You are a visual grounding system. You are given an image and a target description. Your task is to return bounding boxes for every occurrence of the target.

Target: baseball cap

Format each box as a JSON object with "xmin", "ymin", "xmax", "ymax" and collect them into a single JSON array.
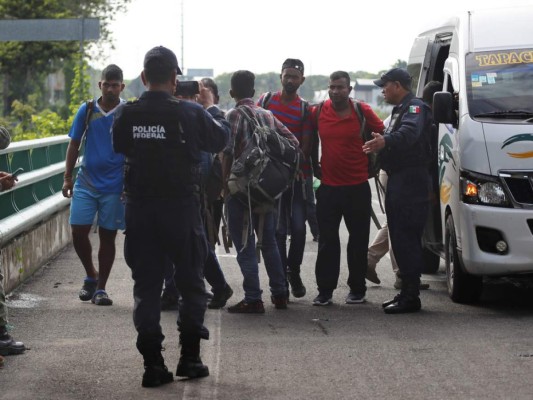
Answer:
[
  {"xmin": 143, "ymin": 46, "xmax": 182, "ymax": 75},
  {"xmin": 282, "ymin": 58, "xmax": 304, "ymax": 74},
  {"xmin": 0, "ymin": 125, "xmax": 11, "ymax": 150},
  {"xmin": 373, "ymin": 68, "xmax": 412, "ymax": 88}
]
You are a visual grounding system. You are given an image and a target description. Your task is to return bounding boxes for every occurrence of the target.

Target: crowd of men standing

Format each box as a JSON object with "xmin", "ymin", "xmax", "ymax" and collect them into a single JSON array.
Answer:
[{"xmin": 0, "ymin": 46, "xmax": 434, "ymax": 386}]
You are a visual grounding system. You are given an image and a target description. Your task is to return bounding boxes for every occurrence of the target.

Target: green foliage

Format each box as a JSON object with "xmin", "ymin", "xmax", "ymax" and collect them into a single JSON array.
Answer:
[
  {"xmin": 32, "ymin": 110, "xmax": 70, "ymax": 137},
  {"xmin": 8, "ymin": 57, "xmax": 90, "ymax": 141},
  {"xmin": 10, "ymin": 99, "xmax": 35, "ymax": 132},
  {"xmin": 69, "ymin": 61, "xmax": 92, "ymax": 116},
  {"xmin": 0, "ymin": 0, "xmax": 132, "ymax": 115}
]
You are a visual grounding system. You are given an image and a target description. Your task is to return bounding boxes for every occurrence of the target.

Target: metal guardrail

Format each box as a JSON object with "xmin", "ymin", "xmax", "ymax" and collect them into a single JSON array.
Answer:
[{"xmin": 0, "ymin": 135, "xmax": 79, "ymax": 246}]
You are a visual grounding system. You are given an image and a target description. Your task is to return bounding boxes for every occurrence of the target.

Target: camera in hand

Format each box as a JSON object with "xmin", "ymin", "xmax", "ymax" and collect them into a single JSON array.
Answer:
[{"xmin": 175, "ymin": 80, "xmax": 199, "ymax": 97}]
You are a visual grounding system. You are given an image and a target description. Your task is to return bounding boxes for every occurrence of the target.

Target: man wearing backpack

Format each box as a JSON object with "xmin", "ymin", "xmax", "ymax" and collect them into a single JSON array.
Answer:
[
  {"xmin": 311, "ymin": 71, "xmax": 384, "ymax": 306},
  {"xmin": 257, "ymin": 58, "xmax": 313, "ymax": 299},
  {"xmin": 222, "ymin": 70, "xmax": 299, "ymax": 313},
  {"xmin": 62, "ymin": 64, "xmax": 126, "ymax": 306}
]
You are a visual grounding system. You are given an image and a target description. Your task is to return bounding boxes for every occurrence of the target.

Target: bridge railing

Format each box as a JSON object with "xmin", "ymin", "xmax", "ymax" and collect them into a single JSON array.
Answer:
[{"xmin": 0, "ymin": 136, "xmax": 79, "ymax": 247}]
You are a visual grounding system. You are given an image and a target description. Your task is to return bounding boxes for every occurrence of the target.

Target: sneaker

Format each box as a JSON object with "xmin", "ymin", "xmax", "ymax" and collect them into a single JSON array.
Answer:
[
  {"xmin": 208, "ymin": 285, "xmax": 234, "ymax": 309},
  {"xmin": 270, "ymin": 295, "xmax": 288, "ymax": 310},
  {"xmin": 227, "ymin": 300, "xmax": 265, "ymax": 314},
  {"xmin": 312, "ymin": 293, "xmax": 332, "ymax": 306},
  {"xmin": 79, "ymin": 277, "xmax": 98, "ymax": 301},
  {"xmin": 91, "ymin": 290, "xmax": 113, "ymax": 306},
  {"xmin": 160, "ymin": 291, "xmax": 180, "ymax": 311},
  {"xmin": 345, "ymin": 292, "xmax": 366, "ymax": 304}
]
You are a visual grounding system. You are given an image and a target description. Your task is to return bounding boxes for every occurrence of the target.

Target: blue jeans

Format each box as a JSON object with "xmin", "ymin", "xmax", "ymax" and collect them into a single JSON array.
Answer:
[
  {"xmin": 276, "ymin": 180, "xmax": 307, "ymax": 274},
  {"xmin": 226, "ymin": 196, "xmax": 286, "ymax": 302}
]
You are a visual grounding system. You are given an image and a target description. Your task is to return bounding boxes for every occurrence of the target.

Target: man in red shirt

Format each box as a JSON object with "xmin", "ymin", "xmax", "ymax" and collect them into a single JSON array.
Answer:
[{"xmin": 311, "ymin": 71, "xmax": 384, "ymax": 306}]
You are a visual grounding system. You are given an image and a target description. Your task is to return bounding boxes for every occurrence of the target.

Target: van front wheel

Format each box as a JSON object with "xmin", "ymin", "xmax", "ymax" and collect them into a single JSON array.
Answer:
[{"xmin": 445, "ymin": 214, "xmax": 482, "ymax": 303}]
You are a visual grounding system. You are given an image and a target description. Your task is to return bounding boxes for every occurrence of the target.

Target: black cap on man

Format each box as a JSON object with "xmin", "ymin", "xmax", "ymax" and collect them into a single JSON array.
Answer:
[
  {"xmin": 373, "ymin": 68, "xmax": 412, "ymax": 91},
  {"xmin": 143, "ymin": 46, "xmax": 182, "ymax": 84},
  {"xmin": 282, "ymin": 58, "xmax": 304, "ymax": 75}
]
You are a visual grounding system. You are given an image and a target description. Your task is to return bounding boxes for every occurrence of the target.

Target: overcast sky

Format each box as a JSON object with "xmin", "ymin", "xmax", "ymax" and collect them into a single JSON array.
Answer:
[{"xmin": 96, "ymin": 0, "xmax": 533, "ymax": 80}]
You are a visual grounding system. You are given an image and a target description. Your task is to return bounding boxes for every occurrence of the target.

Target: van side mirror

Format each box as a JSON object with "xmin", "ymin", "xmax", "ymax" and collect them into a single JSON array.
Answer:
[{"xmin": 433, "ymin": 92, "xmax": 457, "ymax": 126}]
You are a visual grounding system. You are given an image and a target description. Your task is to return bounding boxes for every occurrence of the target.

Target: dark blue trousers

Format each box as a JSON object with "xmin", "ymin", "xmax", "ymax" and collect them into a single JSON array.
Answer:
[
  {"xmin": 314, "ymin": 182, "xmax": 371, "ymax": 296},
  {"xmin": 124, "ymin": 196, "xmax": 209, "ymax": 352},
  {"xmin": 385, "ymin": 167, "xmax": 430, "ymax": 282}
]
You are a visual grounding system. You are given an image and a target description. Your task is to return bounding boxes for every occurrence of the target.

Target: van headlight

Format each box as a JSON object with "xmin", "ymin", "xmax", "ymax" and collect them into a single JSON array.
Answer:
[{"xmin": 460, "ymin": 171, "xmax": 509, "ymax": 207}]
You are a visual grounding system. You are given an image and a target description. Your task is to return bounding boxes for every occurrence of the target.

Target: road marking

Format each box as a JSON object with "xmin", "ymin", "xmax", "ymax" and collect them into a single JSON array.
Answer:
[{"xmin": 182, "ymin": 309, "xmax": 222, "ymax": 399}]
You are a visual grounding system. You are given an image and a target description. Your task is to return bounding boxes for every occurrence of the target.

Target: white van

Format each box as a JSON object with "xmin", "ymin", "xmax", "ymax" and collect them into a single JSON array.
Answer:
[{"xmin": 407, "ymin": 6, "xmax": 533, "ymax": 303}]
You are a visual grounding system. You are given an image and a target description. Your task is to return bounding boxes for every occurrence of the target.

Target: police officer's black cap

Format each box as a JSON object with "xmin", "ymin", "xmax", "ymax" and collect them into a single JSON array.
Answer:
[
  {"xmin": 144, "ymin": 46, "xmax": 183, "ymax": 75},
  {"xmin": 374, "ymin": 68, "xmax": 412, "ymax": 88},
  {"xmin": 282, "ymin": 58, "xmax": 304, "ymax": 74}
]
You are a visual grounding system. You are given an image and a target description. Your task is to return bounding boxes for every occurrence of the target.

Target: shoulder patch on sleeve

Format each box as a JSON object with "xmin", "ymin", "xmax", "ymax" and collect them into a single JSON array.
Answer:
[{"xmin": 409, "ymin": 105, "xmax": 421, "ymax": 114}]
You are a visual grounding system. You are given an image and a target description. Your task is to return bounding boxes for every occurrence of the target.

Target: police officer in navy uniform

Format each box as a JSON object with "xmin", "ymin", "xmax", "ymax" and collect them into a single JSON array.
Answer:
[
  {"xmin": 112, "ymin": 46, "xmax": 230, "ymax": 387},
  {"xmin": 363, "ymin": 68, "xmax": 433, "ymax": 314}
]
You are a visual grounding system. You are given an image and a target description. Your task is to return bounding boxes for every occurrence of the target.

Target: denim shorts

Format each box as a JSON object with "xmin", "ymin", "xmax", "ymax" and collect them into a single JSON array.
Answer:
[{"xmin": 69, "ymin": 187, "xmax": 125, "ymax": 230}]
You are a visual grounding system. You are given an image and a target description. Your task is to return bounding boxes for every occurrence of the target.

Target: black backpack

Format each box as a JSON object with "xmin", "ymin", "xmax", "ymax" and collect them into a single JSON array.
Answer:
[
  {"xmin": 227, "ymin": 106, "xmax": 301, "ymax": 260},
  {"xmin": 227, "ymin": 105, "xmax": 301, "ymax": 213}
]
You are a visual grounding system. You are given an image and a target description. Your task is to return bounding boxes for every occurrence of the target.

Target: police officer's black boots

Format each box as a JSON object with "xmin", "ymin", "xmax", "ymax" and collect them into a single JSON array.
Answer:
[
  {"xmin": 138, "ymin": 343, "xmax": 173, "ymax": 388},
  {"xmin": 383, "ymin": 279, "xmax": 422, "ymax": 314},
  {"xmin": 176, "ymin": 335, "xmax": 209, "ymax": 379},
  {"xmin": 287, "ymin": 266, "xmax": 306, "ymax": 298}
]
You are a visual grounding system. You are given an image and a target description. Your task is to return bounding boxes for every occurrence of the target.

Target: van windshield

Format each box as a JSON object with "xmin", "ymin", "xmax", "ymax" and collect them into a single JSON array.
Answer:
[{"xmin": 466, "ymin": 49, "xmax": 533, "ymax": 118}]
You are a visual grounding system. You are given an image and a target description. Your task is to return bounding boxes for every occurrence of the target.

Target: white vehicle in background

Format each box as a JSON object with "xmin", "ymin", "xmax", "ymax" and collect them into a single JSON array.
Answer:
[{"xmin": 407, "ymin": 5, "xmax": 533, "ymax": 303}]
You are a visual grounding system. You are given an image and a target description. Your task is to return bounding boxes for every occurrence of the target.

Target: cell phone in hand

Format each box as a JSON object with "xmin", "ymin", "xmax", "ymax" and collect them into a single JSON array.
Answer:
[
  {"xmin": 11, "ymin": 167, "xmax": 24, "ymax": 177},
  {"xmin": 175, "ymin": 81, "xmax": 199, "ymax": 97}
]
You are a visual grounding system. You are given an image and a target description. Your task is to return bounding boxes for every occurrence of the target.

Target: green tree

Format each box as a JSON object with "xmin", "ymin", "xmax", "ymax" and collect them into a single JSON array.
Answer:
[{"xmin": 0, "ymin": 0, "xmax": 131, "ymax": 115}]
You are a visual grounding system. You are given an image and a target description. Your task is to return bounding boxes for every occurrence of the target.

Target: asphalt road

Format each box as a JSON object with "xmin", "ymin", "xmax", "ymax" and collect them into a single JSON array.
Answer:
[{"xmin": 2, "ymin": 195, "xmax": 533, "ymax": 400}]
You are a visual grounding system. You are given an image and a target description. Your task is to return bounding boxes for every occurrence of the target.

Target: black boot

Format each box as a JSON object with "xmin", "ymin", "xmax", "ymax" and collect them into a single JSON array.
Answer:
[
  {"xmin": 176, "ymin": 335, "xmax": 209, "ymax": 379},
  {"xmin": 0, "ymin": 326, "xmax": 25, "ymax": 356},
  {"xmin": 384, "ymin": 279, "xmax": 421, "ymax": 314},
  {"xmin": 138, "ymin": 343, "xmax": 173, "ymax": 388},
  {"xmin": 287, "ymin": 267, "xmax": 306, "ymax": 298}
]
